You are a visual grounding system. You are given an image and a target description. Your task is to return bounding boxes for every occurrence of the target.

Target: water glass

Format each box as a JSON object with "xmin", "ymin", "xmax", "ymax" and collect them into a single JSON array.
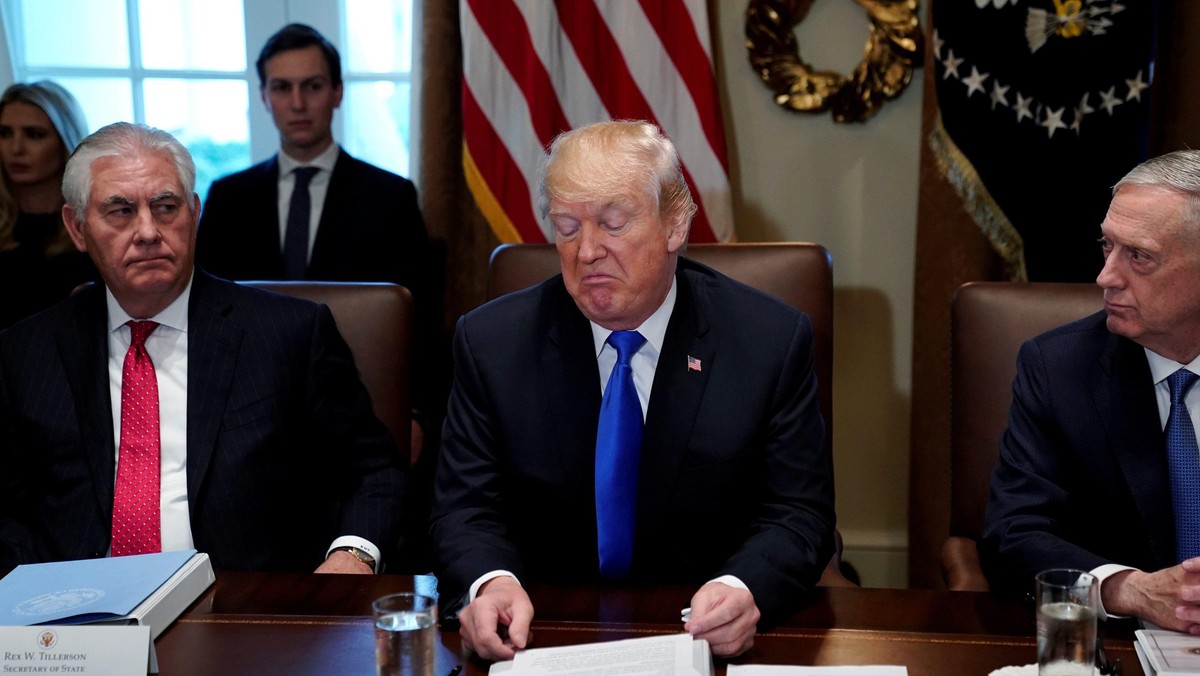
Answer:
[
  {"xmin": 373, "ymin": 592, "xmax": 437, "ymax": 676},
  {"xmin": 1035, "ymin": 569, "xmax": 1099, "ymax": 676}
]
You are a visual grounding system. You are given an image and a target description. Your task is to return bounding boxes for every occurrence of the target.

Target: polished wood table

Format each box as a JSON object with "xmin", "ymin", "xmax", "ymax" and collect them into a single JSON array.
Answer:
[{"xmin": 154, "ymin": 573, "xmax": 1143, "ymax": 675}]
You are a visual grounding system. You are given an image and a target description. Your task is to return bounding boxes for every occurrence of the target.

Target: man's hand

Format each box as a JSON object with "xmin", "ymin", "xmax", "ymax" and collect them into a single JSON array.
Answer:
[
  {"xmin": 1102, "ymin": 558, "xmax": 1200, "ymax": 631},
  {"xmin": 684, "ymin": 581, "xmax": 760, "ymax": 657},
  {"xmin": 459, "ymin": 576, "xmax": 534, "ymax": 661},
  {"xmin": 314, "ymin": 550, "xmax": 373, "ymax": 574}
]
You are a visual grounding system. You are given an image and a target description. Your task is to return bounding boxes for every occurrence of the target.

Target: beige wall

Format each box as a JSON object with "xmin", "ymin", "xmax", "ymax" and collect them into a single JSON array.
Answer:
[{"xmin": 713, "ymin": 1, "xmax": 923, "ymax": 587}]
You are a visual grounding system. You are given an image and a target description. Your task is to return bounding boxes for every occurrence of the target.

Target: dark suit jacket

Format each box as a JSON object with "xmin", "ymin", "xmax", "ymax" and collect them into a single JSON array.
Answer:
[
  {"xmin": 195, "ymin": 149, "xmax": 446, "ymax": 427},
  {"xmin": 0, "ymin": 271, "xmax": 405, "ymax": 572},
  {"xmin": 980, "ymin": 311, "xmax": 1174, "ymax": 595},
  {"xmin": 196, "ymin": 150, "xmax": 429, "ymax": 287},
  {"xmin": 430, "ymin": 258, "xmax": 836, "ymax": 622}
]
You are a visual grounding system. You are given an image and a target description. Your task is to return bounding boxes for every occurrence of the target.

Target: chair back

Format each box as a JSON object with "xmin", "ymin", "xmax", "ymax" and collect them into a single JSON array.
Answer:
[
  {"xmin": 943, "ymin": 281, "xmax": 1102, "ymax": 588},
  {"xmin": 240, "ymin": 281, "xmax": 414, "ymax": 466},
  {"xmin": 487, "ymin": 242, "xmax": 834, "ymax": 457}
]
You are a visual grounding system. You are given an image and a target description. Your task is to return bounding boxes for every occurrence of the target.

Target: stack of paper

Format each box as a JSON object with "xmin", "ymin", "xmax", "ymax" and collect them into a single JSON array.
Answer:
[
  {"xmin": 490, "ymin": 633, "xmax": 711, "ymax": 676},
  {"xmin": 486, "ymin": 632, "xmax": 912, "ymax": 676},
  {"xmin": 1135, "ymin": 629, "xmax": 1200, "ymax": 675},
  {"xmin": 0, "ymin": 550, "xmax": 215, "ymax": 640}
]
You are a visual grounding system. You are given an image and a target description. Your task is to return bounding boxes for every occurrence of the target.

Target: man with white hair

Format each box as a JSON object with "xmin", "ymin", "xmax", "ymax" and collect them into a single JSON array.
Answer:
[
  {"xmin": 0, "ymin": 122, "xmax": 404, "ymax": 574},
  {"xmin": 983, "ymin": 149, "xmax": 1200, "ymax": 630}
]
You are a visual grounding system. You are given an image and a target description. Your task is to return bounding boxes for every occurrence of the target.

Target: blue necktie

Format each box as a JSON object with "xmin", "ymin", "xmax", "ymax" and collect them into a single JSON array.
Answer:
[
  {"xmin": 283, "ymin": 166, "xmax": 319, "ymax": 280},
  {"xmin": 1167, "ymin": 369, "xmax": 1200, "ymax": 562},
  {"xmin": 595, "ymin": 330, "xmax": 646, "ymax": 578}
]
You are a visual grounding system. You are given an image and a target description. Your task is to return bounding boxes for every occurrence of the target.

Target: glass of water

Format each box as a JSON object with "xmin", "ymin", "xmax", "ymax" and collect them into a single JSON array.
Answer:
[
  {"xmin": 1035, "ymin": 569, "xmax": 1099, "ymax": 676},
  {"xmin": 373, "ymin": 592, "xmax": 437, "ymax": 676}
]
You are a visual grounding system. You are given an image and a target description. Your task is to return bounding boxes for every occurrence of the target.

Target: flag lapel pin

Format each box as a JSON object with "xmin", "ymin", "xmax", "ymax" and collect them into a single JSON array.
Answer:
[{"xmin": 687, "ymin": 355, "xmax": 702, "ymax": 372}]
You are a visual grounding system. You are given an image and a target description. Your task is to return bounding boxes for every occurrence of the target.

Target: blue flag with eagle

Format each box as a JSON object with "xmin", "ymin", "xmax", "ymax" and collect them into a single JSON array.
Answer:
[{"xmin": 931, "ymin": 0, "xmax": 1159, "ymax": 282}]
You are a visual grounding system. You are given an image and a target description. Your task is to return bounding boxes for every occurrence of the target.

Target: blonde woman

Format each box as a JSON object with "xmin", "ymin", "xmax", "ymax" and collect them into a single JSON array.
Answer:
[{"xmin": 0, "ymin": 81, "xmax": 95, "ymax": 329}]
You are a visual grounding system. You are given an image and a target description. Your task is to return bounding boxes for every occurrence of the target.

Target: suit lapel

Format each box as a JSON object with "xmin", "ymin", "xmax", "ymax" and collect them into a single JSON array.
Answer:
[
  {"xmin": 638, "ymin": 268, "xmax": 713, "ymax": 535},
  {"xmin": 309, "ymin": 151, "xmax": 351, "ymax": 273},
  {"xmin": 542, "ymin": 283, "xmax": 603, "ymax": 500},
  {"xmin": 184, "ymin": 273, "xmax": 244, "ymax": 502},
  {"xmin": 234, "ymin": 157, "xmax": 288, "ymax": 278},
  {"xmin": 257, "ymin": 158, "xmax": 286, "ymax": 275},
  {"xmin": 58, "ymin": 286, "xmax": 117, "ymax": 523},
  {"xmin": 1095, "ymin": 332, "xmax": 1175, "ymax": 566}
]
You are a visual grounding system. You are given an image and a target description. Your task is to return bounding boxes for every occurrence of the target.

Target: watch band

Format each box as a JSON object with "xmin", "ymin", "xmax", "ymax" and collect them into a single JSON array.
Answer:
[{"xmin": 331, "ymin": 546, "xmax": 376, "ymax": 570}]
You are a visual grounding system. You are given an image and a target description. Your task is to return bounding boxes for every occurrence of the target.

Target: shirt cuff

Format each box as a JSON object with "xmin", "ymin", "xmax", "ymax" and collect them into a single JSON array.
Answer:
[
  {"xmin": 1091, "ymin": 563, "xmax": 1137, "ymax": 620},
  {"xmin": 710, "ymin": 575, "xmax": 749, "ymax": 593},
  {"xmin": 326, "ymin": 536, "xmax": 382, "ymax": 574},
  {"xmin": 469, "ymin": 570, "xmax": 520, "ymax": 604}
]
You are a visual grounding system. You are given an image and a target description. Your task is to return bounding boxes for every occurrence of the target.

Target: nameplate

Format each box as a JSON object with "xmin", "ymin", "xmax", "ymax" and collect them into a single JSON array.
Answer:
[{"xmin": 0, "ymin": 625, "xmax": 150, "ymax": 675}]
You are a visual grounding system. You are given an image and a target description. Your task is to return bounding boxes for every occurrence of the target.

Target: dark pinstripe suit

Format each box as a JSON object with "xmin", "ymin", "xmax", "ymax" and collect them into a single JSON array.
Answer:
[{"xmin": 0, "ymin": 270, "xmax": 404, "ymax": 571}]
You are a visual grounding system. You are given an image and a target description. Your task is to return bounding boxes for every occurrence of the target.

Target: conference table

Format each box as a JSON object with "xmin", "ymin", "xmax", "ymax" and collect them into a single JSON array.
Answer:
[{"xmin": 154, "ymin": 573, "xmax": 1143, "ymax": 675}]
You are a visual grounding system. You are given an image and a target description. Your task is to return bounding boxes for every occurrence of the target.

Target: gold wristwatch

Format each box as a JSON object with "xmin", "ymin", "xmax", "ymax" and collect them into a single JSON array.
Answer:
[{"xmin": 331, "ymin": 546, "xmax": 376, "ymax": 570}]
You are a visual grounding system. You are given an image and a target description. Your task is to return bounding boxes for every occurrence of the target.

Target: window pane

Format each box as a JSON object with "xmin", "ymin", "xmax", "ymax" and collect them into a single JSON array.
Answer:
[
  {"xmin": 51, "ymin": 77, "xmax": 134, "ymax": 132},
  {"xmin": 143, "ymin": 79, "xmax": 250, "ymax": 203},
  {"xmin": 13, "ymin": 0, "xmax": 129, "ymax": 68},
  {"xmin": 140, "ymin": 0, "xmax": 247, "ymax": 71},
  {"xmin": 342, "ymin": 81, "xmax": 410, "ymax": 178},
  {"xmin": 344, "ymin": 0, "xmax": 412, "ymax": 73}
]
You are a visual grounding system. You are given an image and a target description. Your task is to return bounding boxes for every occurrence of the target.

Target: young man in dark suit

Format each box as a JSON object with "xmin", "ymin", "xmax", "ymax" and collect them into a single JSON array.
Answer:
[
  {"xmin": 196, "ymin": 23, "xmax": 443, "ymax": 474},
  {"xmin": 196, "ymin": 23, "xmax": 430, "ymax": 289},
  {"xmin": 431, "ymin": 121, "xmax": 835, "ymax": 660},
  {"xmin": 0, "ymin": 123, "xmax": 404, "ymax": 575},
  {"xmin": 982, "ymin": 149, "xmax": 1200, "ymax": 631}
]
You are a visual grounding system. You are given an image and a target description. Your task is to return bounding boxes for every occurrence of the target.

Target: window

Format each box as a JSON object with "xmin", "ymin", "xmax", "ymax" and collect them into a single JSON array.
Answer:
[
  {"xmin": 0, "ymin": 0, "xmax": 419, "ymax": 202},
  {"xmin": 341, "ymin": 0, "xmax": 417, "ymax": 180}
]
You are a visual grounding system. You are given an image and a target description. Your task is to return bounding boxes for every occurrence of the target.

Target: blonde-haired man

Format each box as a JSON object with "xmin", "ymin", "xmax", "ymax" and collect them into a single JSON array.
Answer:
[{"xmin": 432, "ymin": 121, "xmax": 835, "ymax": 660}]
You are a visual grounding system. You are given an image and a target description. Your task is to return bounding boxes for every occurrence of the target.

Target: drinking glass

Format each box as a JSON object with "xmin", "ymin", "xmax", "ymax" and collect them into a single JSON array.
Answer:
[
  {"xmin": 373, "ymin": 592, "xmax": 437, "ymax": 676},
  {"xmin": 1035, "ymin": 569, "xmax": 1099, "ymax": 676}
]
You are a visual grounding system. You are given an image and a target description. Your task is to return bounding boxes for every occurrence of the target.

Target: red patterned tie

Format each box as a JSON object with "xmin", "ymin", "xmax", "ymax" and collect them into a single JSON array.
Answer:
[{"xmin": 111, "ymin": 320, "xmax": 162, "ymax": 556}]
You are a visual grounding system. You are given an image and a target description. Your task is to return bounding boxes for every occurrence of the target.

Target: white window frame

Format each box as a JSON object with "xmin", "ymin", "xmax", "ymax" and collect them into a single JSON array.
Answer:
[{"xmin": 0, "ymin": 0, "xmax": 422, "ymax": 181}]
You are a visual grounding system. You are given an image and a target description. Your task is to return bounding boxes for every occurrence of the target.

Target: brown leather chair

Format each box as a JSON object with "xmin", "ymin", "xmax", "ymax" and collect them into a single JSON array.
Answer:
[
  {"xmin": 239, "ymin": 281, "xmax": 415, "ymax": 468},
  {"xmin": 943, "ymin": 281, "xmax": 1103, "ymax": 590},
  {"xmin": 487, "ymin": 242, "xmax": 854, "ymax": 586}
]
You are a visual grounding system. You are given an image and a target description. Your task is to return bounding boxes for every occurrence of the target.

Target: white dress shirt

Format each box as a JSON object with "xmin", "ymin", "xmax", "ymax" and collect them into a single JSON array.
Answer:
[
  {"xmin": 590, "ymin": 279, "xmax": 676, "ymax": 417},
  {"xmin": 276, "ymin": 143, "xmax": 339, "ymax": 263}
]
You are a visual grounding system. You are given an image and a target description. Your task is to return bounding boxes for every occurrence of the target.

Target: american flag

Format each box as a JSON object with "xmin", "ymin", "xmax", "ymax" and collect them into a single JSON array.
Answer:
[
  {"xmin": 687, "ymin": 355, "xmax": 701, "ymax": 372},
  {"xmin": 460, "ymin": 0, "xmax": 734, "ymax": 244}
]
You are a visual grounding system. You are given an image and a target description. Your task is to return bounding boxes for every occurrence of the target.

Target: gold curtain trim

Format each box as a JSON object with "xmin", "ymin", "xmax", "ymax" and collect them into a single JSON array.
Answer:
[
  {"xmin": 462, "ymin": 143, "xmax": 524, "ymax": 244},
  {"xmin": 929, "ymin": 114, "xmax": 1028, "ymax": 281}
]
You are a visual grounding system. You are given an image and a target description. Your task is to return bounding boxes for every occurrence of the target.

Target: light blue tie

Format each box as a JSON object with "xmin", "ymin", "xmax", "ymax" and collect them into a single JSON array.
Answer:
[
  {"xmin": 595, "ymin": 330, "xmax": 646, "ymax": 578},
  {"xmin": 1167, "ymin": 369, "xmax": 1200, "ymax": 562}
]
